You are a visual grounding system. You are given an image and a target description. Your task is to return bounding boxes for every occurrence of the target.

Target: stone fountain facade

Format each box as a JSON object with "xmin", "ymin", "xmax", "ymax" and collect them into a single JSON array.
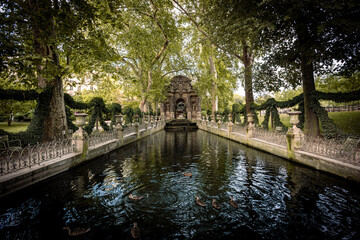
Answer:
[{"xmin": 161, "ymin": 75, "xmax": 201, "ymax": 121}]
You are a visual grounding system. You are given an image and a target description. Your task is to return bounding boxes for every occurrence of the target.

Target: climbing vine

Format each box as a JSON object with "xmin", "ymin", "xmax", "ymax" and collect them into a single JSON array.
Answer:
[
  {"xmin": 230, "ymin": 90, "xmax": 360, "ymax": 138},
  {"xmin": 64, "ymin": 95, "xmax": 122, "ymax": 135},
  {"xmin": 0, "ymin": 89, "xmax": 123, "ymax": 144}
]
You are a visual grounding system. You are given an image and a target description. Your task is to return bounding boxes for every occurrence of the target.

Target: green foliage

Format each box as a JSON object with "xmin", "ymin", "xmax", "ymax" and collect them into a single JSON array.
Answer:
[
  {"xmin": 64, "ymin": 95, "xmax": 122, "ymax": 135},
  {"xmin": 122, "ymin": 106, "xmax": 134, "ymax": 125},
  {"xmin": 231, "ymin": 88, "xmax": 360, "ymax": 138},
  {"xmin": 109, "ymin": 103, "xmax": 122, "ymax": 129},
  {"xmin": 221, "ymin": 108, "xmax": 231, "ymax": 122},
  {"xmin": 0, "ymin": 87, "xmax": 53, "ymax": 145},
  {"xmin": 231, "ymin": 103, "xmax": 242, "ymax": 124},
  {"xmin": 0, "ymin": 88, "xmax": 123, "ymax": 142}
]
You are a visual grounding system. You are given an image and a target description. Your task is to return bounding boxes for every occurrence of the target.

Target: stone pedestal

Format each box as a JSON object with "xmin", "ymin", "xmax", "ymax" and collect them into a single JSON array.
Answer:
[
  {"xmin": 286, "ymin": 111, "xmax": 303, "ymax": 151},
  {"xmin": 72, "ymin": 113, "xmax": 88, "ymax": 154},
  {"xmin": 134, "ymin": 122, "xmax": 140, "ymax": 138},
  {"xmin": 246, "ymin": 113, "xmax": 255, "ymax": 138},
  {"xmin": 228, "ymin": 114, "xmax": 234, "ymax": 138}
]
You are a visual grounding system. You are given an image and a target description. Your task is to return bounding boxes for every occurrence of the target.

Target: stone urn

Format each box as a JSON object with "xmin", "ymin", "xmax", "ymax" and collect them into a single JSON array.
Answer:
[
  {"xmin": 246, "ymin": 113, "xmax": 255, "ymax": 138},
  {"xmin": 115, "ymin": 114, "xmax": 123, "ymax": 130},
  {"xmin": 74, "ymin": 113, "xmax": 87, "ymax": 128},
  {"xmin": 287, "ymin": 110, "xmax": 303, "ymax": 151},
  {"xmin": 288, "ymin": 110, "xmax": 301, "ymax": 127}
]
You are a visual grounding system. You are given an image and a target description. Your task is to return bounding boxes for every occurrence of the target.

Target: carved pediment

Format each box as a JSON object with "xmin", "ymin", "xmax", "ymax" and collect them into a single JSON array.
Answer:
[{"xmin": 169, "ymin": 75, "xmax": 192, "ymax": 92}]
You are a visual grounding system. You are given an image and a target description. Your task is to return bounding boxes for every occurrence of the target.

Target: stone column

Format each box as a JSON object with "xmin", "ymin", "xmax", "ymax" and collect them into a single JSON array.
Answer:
[
  {"xmin": 197, "ymin": 97, "xmax": 201, "ymax": 122},
  {"xmin": 246, "ymin": 113, "xmax": 255, "ymax": 138},
  {"xmin": 72, "ymin": 113, "xmax": 88, "ymax": 154},
  {"xmin": 286, "ymin": 111, "xmax": 303, "ymax": 151},
  {"xmin": 197, "ymin": 111, "xmax": 201, "ymax": 121},
  {"xmin": 187, "ymin": 96, "xmax": 192, "ymax": 120},
  {"xmin": 170, "ymin": 96, "xmax": 175, "ymax": 120},
  {"xmin": 134, "ymin": 114, "xmax": 140, "ymax": 138}
]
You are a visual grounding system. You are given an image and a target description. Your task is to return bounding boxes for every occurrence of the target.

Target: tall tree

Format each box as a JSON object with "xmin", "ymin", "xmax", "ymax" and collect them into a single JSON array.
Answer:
[
  {"xmin": 190, "ymin": 41, "xmax": 238, "ymax": 114},
  {"xmin": 113, "ymin": 0, "xmax": 186, "ymax": 112},
  {"xmin": 172, "ymin": 0, "xmax": 262, "ymax": 115},
  {"xmin": 257, "ymin": 0, "xmax": 360, "ymax": 137},
  {"xmin": 0, "ymin": 0, "xmax": 121, "ymax": 141}
]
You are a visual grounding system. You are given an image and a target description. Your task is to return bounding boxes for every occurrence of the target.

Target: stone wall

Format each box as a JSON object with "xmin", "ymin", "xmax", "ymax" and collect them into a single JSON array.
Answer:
[
  {"xmin": 0, "ymin": 121, "xmax": 165, "ymax": 198},
  {"xmin": 197, "ymin": 119, "xmax": 360, "ymax": 182}
]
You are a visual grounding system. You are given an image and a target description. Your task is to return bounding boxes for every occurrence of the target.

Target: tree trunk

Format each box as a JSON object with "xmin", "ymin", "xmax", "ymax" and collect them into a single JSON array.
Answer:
[
  {"xmin": 209, "ymin": 47, "xmax": 217, "ymax": 120},
  {"xmin": 42, "ymin": 75, "xmax": 68, "ymax": 141},
  {"xmin": 139, "ymin": 70, "xmax": 153, "ymax": 112},
  {"xmin": 301, "ymin": 55, "xmax": 320, "ymax": 137},
  {"xmin": 29, "ymin": 0, "xmax": 67, "ymax": 141},
  {"xmin": 139, "ymin": 98, "xmax": 147, "ymax": 112},
  {"xmin": 241, "ymin": 45, "xmax": 254, "ymax": 116}
]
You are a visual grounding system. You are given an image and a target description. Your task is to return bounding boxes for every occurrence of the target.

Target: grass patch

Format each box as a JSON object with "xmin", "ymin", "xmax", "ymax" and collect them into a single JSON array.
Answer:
[
  {"xmin": 0, "ymin": 122, "xmax": 30, "ymax": 133},
  {"xmin": 328, "ymin": 111, "xmax": 360, "ymax": 136}
]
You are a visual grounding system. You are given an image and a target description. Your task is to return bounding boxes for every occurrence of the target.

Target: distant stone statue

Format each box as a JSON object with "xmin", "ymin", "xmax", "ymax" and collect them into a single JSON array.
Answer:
[{"xmin": 177, "ymin": 102, "xmax": 185, "ymax": 111}]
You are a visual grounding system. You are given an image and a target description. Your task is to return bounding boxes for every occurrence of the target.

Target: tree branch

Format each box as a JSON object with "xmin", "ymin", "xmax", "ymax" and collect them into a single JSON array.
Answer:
[
  {"xmin": 150, "ymin": 0, "xmax": 169, "ymax": 65},
  {"xmin": 172, "ymin": 0, "xmax": 242, "ymax": 60},
  {"xmin": 121, "ymin": 57, "xmax": 141, "ymax": 79},
  {"xmin": 161, "ymin": 68, "xmax": 191, "ymax": 79}
]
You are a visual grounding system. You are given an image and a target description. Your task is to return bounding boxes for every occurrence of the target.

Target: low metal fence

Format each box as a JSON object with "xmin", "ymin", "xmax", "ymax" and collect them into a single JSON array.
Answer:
[
  {"xmin": 0, "ymin": 139, "xmax": 75, "ymax": 176},
  {"xmin": 220, "ymin": 123, "xmax": 228, "ymax": 131},
  {"xmin": 253, "ymin": 128, "xmax": 287, "ymax": 147},
  {"xmin": 301, "ymin": 136, "xmax": 360, "ymax": 163},
  {"xmin": 88, "ymin": 130, "xmax": 118, "ymax": 149},
  {"xmin": 123, "ymin": 126, "xmax": 136, "ymax": 137}
]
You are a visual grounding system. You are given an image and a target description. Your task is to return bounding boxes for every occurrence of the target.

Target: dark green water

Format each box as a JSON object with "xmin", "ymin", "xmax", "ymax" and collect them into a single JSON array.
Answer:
[{"xmin": 0, "ymin": 130, "xmax": 359, "ymax": 239}]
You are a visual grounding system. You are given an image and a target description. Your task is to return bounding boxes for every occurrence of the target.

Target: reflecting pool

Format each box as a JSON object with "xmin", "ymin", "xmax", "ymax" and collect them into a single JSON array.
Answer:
[{"xmin": 0, "ymin": 130, "xmax": 359, "ymax": 239}]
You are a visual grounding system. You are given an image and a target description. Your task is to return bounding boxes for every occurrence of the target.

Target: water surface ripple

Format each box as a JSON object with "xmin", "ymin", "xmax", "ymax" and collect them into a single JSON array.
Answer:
[{"xmin": 0, "ymin": 130, "xmax": 359, "ymax": 239}]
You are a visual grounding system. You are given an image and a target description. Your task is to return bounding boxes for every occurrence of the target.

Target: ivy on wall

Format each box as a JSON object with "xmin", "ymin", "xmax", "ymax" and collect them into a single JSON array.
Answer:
[{"xmin": 310, "ymin": 90, "xmax": 360, "ymax": 139}]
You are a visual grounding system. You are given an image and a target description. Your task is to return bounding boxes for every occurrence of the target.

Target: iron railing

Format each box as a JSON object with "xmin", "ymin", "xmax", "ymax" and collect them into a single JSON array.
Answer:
[
  {"xmin": 123, "ymin": 126, "xmax": 136, "ymax": 137},
  {"xmin": 253, "ymin": 128, "xmax": 287, "ymax": 147},
  {"xmin": 88, "ymin": 130, "xmax": 118, "ymax": 149},
  {"xmin": 301, "ymin": 136, "xmax": 360, "ymax": 163},
  {"xmin": 220, "ymin": 123, "xmax": 228, "ymax": 131},
  {"xmin": 0, "ymin": 138, "xmax": 75, "ymax": 176}
]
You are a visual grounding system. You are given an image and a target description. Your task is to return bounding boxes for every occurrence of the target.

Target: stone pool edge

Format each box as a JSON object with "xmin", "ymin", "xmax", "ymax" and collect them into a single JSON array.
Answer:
[
  {"xmin": 0, "ymin": 126, "xmax": 164, "ymax": 198},
  {"xmin": 198, "ymin": 125, "xmax": 360, "ymax": 183}
]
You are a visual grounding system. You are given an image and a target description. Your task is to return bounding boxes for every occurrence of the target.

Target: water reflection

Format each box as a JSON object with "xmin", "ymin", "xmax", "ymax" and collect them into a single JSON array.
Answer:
[{"xmin": 0, "ymin": 130, "xmax": 359, "ymax": 239}]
